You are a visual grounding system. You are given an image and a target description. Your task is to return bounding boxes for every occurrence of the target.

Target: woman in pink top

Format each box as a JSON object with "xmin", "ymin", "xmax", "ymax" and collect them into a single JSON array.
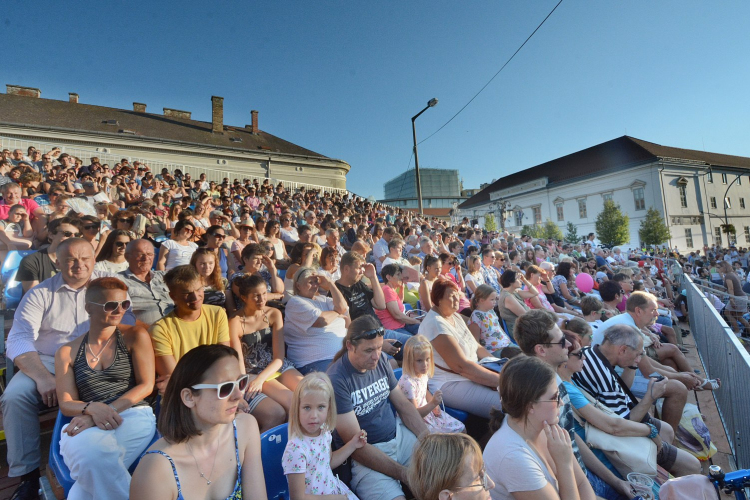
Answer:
[{"xmin": 376, "ymin": 263, "xmax": 422, "ymax": 335}]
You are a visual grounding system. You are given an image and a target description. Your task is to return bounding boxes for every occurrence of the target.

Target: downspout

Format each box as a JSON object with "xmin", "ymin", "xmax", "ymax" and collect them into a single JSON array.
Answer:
[{"xmin": 657, "ymin": 161, "xmax": 673, "ymax": 250}]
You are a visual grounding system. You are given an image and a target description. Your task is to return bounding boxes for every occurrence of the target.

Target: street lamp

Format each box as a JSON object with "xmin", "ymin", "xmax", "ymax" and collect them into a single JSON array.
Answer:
[{"xmin": 412, "ymin": 98, "xmax": 438, "ymax": 215}]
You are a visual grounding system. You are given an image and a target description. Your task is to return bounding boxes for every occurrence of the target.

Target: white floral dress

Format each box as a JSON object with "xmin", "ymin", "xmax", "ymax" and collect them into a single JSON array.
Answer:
[
  {"xmin": 282, "ymin": 429, "xmax": 358, "ymax": 499},
  {"xmin": 469, "ymin": 309, "xmax": 513, "ymax": 353},
  {"xmin": 397, "ymin": 373, "xmax": 465, "ymax": 433}
]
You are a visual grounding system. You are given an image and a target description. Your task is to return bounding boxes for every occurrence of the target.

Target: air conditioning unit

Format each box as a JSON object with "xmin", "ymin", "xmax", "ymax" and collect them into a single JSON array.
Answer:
[
  {"xmin": 95, "ymin": 147, "xmax": 110, "ymax": 153},
  {"xmin": 217, "ymin": 159, "xmax": 228, "ymax": 165}
]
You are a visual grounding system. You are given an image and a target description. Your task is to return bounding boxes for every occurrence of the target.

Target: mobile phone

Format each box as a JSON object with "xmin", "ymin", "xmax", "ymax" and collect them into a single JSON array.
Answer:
[
  {"xmin": 649, "ymin": 373, "xmax": 665, "ymax": 382},
  {"xmin": 391, "ymin": 340, "xmax": 403, "ymax": 349}
]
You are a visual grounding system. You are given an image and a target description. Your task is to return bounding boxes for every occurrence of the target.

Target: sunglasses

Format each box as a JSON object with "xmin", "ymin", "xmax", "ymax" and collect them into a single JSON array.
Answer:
[
  {"xmin": 537, "ymin": 337, "xmax": 568, "ymax": 349},
  {"xmin": 118, "ymin": 218, "xmax": 135, "ymax": 224},
  {"xmin": 210, "ymin": 233, "xmax": 226, "ymax": 239},
  {"xmin": 88, "ymin": 299, "xmax": 131, "ymax": 312},
  {"xmin": 83, "ymin": 224, "xmax": 98, "ymax": 230},
  {"xmin": 192, "ymin": 374, "xmax": 250, "ymax": 399},
  {"xmin": 114, "ymin": 241, "xmax": 128, "ymax": 248},
  {"xmin": 60, "ymin": 231, "xmax": 82, "ymax": 238},
  {"xmin": 351, "ymin": 327, "xmax": 385, "ymax": 341},
  {"xmin": 568, "ymin": 350, "xmax": 586, "ymax": 360}
]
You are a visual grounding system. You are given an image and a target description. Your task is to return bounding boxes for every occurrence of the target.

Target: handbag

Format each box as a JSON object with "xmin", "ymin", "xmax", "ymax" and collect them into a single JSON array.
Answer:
[{"xmin": 570, "ymin": 387, "xmax": 658, "ymax": 478}]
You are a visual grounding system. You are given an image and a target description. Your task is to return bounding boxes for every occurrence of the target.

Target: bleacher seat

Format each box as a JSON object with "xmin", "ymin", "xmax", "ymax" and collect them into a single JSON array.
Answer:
[
  {"xmin": 3, "ymin": 270, "xmax": 24, "ymax": 310},
  {"xmin": 260, "ymin": 423, "xmax": 290, "ymax": 500},
  {"xmin": 390, "ymin": 367, "xmax": 467, "ymax": 422},
  {"xmin": 404, "ymin": 303, "xmax": 412, "ymax": 312},
  {"xmin": 152, "ymin": 246, "xmax": 160, "ymax": 270},
  {"xmin": 501, "ymin": 317, "xmax": 513, "ymax": 342},
  {"xmin": 277, "ymin": 269, "xmax": 286, "ymax": 280},
  {"xmin": 1, "ymin": 249, "xmax": 34, "ymax": 283}
]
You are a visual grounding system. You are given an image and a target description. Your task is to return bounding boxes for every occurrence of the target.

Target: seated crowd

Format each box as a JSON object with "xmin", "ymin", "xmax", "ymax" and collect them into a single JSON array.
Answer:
[{"xmin": 0, "ymin": 146, "xmax": 727, "ymax": 500}]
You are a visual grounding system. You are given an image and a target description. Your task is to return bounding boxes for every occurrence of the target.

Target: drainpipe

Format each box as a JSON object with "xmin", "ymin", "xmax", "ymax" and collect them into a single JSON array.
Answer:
[{"xmin": 657, "ymin": 161, "xmax": 673, "ymax": 251}]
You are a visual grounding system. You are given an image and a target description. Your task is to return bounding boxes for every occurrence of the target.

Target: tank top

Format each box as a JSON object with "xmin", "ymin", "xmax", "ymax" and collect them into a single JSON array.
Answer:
[
  {"xmin": 240, "ymin": 313, "xmax": 275, "ymax": 374},
  {"xmin": 73, "ymin": 330, "xmax": 147, "ymax": 407},
  {"xmin": 144, "ymin": 420, "xmax": 242, "ymax": 500}
]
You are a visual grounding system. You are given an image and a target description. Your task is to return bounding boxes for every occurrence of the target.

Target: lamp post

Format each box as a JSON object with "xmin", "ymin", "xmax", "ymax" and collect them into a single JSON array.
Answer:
[
  {"xmin": 722, "ymin": 175, "xmax": 742, "ymax": 244},
  {"xmin": 412, "ymin": 98, "xmax": 438, "ymax": 215}
]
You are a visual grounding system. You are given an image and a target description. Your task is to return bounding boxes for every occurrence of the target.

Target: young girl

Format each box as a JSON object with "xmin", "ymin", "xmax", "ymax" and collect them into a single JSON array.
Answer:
[
  {"xmin": 397, "ymin": 336, "xmax": 465, "ymax": 434},
  {"xmin": 283, "ymin": 373, "xmax": 366, "ymax": 500},
  {"xmin": 468, "ymin": 284, "xmax": 514, "ymax": 356}
]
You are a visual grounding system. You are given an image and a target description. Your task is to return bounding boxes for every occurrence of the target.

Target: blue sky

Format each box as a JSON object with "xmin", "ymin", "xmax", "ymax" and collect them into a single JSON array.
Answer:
[{"xmin": 3, "ymin": 1, "xmax": 749, "ymax": 198}]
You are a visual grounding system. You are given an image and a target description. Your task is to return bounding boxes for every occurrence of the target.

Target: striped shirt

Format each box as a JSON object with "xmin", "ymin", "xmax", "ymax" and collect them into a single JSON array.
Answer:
[{"xmin": 572, "ymin": 345, "xmax": 633, "ymax": 418}]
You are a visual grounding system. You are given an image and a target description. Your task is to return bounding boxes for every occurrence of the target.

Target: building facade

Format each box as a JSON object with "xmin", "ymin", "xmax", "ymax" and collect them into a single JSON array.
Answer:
[
  {"xmin": 457, "ymin": 136, "xmax": 750, "ymax": 251},
  {"xmin": 0, "ymin": 85, "xmax": 350, "ymax": 192},
  {"xmin": 380, "ymin": 168, "xmax": 469, "ymax": 217}
]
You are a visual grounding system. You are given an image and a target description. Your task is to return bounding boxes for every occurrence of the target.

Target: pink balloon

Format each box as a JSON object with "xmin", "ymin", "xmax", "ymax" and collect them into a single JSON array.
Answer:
[{"xmin": 575, "ymin": 273, "xmax": 594, "ymax": 294}]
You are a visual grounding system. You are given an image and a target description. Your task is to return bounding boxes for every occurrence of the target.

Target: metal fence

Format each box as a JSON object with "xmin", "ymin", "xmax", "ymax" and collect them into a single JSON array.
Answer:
[{"xmin": 682, "ymin": 273, "xmax": 750, "ymax": 469}]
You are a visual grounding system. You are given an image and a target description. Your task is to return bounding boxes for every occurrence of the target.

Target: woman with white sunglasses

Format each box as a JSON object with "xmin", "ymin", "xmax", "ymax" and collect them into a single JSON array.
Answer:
[
  {"xmin": 55, "ymin": 277, "xmax": 156, "ymax": 500},
  {"xmin": 132, "ymin": 344, "xmax": 266, "ymax": 500}
]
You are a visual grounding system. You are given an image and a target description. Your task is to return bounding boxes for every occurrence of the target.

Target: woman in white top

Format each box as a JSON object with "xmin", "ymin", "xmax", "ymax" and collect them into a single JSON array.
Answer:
[
  {"xmin": 157, "ymin": 220, "xmax": 198, "ymax": 271},
  {"xmin": 484, "ymin": 356, "xmax": 594, "ymax": 500},
  {"xmin": 464, "ymin": 255, "xmax": 486, "ymax": 298},
  {"xmin": 94, "ymin": 230, "xmax": 132, "ymax": 273},
  {"xmin": 264, "ymin": 219, "xmax": 289, "ymax": 266},
  {"xmin": 417, "ymin": 278, "xmax": 501, "ymax": 419},
  {"xmin": 283, "ymin": 267, "xmax": 350, "ymax": 375},
  {"xmin": 318, "ymin": 246, "xmax": 341, "ymax": 282},
  {"xmin": 191, "ymin": 202, "xmax": 211, "ymax": 232}
]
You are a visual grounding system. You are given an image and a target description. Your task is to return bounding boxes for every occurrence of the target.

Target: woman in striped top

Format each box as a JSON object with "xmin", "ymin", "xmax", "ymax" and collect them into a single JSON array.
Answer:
[{"xmin": 55, "ymin": 277, "xmax": 156, "ymax": 500}]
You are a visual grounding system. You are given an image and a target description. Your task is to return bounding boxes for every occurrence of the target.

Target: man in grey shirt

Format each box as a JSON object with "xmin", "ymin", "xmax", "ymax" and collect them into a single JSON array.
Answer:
[{"xmin": 117, "ymin": 239, "xmax": 173, "ymax": 325}]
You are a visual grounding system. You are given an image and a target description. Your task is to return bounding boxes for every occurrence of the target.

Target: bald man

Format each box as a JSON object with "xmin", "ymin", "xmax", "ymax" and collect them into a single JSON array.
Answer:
[
  {"xmin": 1, "ymin": 238, "xmax": 136, "ymax": 498},
  {"xmin": 118, "ymin": 239, "xmax": 174, "ymax": 326}
]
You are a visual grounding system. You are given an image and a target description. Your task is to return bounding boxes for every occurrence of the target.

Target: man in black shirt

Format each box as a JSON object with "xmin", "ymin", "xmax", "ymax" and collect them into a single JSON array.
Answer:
[
  {"xmin": 335, "ymin": 252, "xmax": 408, "ymax": 359},
  {"xmin": 17, "ymin": 217, "xmax": 83, "ymax": 294}
]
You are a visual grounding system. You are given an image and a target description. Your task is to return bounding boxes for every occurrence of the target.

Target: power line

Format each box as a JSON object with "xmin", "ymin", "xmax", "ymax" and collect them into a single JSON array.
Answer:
[{"xmin": 418, "ymin": 0, "xmax": 564, "ymax": 145}]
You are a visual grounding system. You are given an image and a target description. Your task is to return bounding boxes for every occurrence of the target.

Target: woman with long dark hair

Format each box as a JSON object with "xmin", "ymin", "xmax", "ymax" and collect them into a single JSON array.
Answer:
[{"xmin": 94, "ymin": 230, "xmax": 132, "ymax": 273}]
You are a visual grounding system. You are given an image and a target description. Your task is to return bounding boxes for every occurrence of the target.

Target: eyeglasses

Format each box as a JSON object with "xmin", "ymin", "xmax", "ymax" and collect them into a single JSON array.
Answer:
[
  {"xmin": 83, "ymin": 224, "xmax": 98, "ymax": 230},
  {"xmin": 568, "ymin": 350, "xmax": 586, "ymax": 360},
  {"xmin": 451, "ymin": 467, "xmax": 491, "ymax": 493},
  {"xmin": 88, "ymin": 299, "xmax": 131, "ymax": 312},
  {"xmin": 537, "ymin": 337, "xmax": 568, "ymax": 349},
  {"xmin": 537, "ymin": 392, "xmax": 562, "ymax": 406},
  {"xmin": 60, "ymin": 231, "xmax": 82, "ymax": 238},
  {"xmin": 210, "ymin": 233, "xmax": 226, "ymax": 239},
  {"xmin": 114, "ymin": 241, "xmax": 128, "ymax": 248},
  {"xmin": 351, "ymin": 327, "xmax": 385, "ymax": 341},
  {"xmin": 192, "ymin": 374, "xmax": 250, "ymax": 399},
  {"xmin": 118, "ymin": 218, "xmax": 135, "ymax": 224}
]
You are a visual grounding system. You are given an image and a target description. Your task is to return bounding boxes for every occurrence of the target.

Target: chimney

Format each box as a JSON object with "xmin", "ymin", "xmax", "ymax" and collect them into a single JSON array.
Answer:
[
  {"xmin": 133, "ymin": 102, "xmax": 147, "ymax": 113},
  {"xmin": 251, "ymin": 110, "xmax": 259, "ymax": 134},
  {"xmin": 211, "ymin": 96, "xmax": 224, "ymax": 134},
  {"xmin": 6, "ymin": 84, "xmax": 41, "ymax": 98},
  {"xmin": 163, "ymin": 108, "xmax": 192, "ymax": 120},
  {"xmin": 69, "ymin": 93, "xmax": 79, "ymax": 103}
]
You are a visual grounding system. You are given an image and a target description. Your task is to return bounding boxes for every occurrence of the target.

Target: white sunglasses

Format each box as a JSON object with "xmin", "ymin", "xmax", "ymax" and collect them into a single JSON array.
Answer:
[{"xmin": 191, "ymin": 374, "xmax": 249, "ymax": 399}]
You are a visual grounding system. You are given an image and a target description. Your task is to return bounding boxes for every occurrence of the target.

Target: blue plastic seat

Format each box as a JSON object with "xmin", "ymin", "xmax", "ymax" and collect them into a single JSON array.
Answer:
[
  {"xmin": 390, "ymin": 367, "xmax": 467, "ymax": 422},
  {"xmin": 3, "ymin": 271, "xmax": 24, "ymax": 309},
  {"xmin": 403, "ymin": 304, "xmax": 412, "ymax": 312},
  {"xmin": 260, "ymin": 423, "xmax": 290, "ymax": 500},
  {"xmin": 152, "ymin": 246, "xmax": 160, "ymax": 270},
  {"xmin": 393, "ymin": 368, "xmax": 402, "ymax": 380},
  {"xmin": 1, "ymin": 250, "xmax": 34, "ymax": 283},
  {"xmin": 277, "ymin": 269, "xmax": 286, "ymax": 280}
]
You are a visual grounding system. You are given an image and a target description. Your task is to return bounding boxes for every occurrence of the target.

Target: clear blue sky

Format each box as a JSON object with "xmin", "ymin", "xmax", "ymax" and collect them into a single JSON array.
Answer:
[{"xmin": 3, "ymin": 1, "xmax": 749, "ymax": 198}]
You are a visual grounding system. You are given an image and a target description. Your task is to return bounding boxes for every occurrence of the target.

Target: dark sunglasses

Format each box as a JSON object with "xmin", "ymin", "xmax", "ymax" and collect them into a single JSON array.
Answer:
[
  {"xmin": 537, "ymin": 337, "xmax": 568, "ymax": 349},
  {"xmin": 88, "ymin": 299, "xmax": 131, "ymax": 313},
  {"xmin": 83, "ymin": 224, "xmax": 98, "ymax": 230},
  {"xmin": 114, "ymin": 241, "xmax": 128, "ymax": 248},
  {"xmin": 210, "ymin": 233, "xmax": 226, "ymax": 239},
  {"xmin": 351, "ymin": 327, "xmax": 385, "ymax": 341},
  {"xmin": 568, "ymin": 350, "xmax": 586, "ymax": 360},
  {"xmin": 192, "ymin": 374, "xmax": 250, "ymax": 399},
  {"xmin": 60, "ymin": 231, "xmax": 82, "ymax": 238},
  {"xmin": 118, "ymin": 217, "xmax": 135, "ymax": 224}
]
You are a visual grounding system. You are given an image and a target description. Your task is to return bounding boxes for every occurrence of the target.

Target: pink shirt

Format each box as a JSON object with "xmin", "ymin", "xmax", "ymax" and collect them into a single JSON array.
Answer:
[
  {"xmin": 0, "ymin": 198, "xmax": 40, "ymax": 219},
  {"xmin": 375, "ymin": 285, "xmax": 405, "ymax": 330}
]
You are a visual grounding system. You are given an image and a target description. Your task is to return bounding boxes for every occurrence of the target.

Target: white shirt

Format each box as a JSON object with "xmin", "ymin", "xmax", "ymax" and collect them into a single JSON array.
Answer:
[
  {"xmin": 417, "ymin": 309, "xmax": 479, "ymax": 392},
  {"xmin": 7, "ymin": 271, "xmax": 136, "ymax": 360},
  {"xmin": 283, "ymin": 295, "xmax": 348, "ymax": 368},
  {"xmin": 279, "ymin": 227, "xmax": 299, "ymax": 244},
  {"xmin": 373, "ymin": 238, "xmax": 389, "ymax": 273}
]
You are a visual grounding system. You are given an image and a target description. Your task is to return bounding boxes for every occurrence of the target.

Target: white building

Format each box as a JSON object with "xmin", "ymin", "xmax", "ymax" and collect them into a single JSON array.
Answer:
[{"xmin": 457, "ymin": 136, "xmax": 750, "ymax": 251}]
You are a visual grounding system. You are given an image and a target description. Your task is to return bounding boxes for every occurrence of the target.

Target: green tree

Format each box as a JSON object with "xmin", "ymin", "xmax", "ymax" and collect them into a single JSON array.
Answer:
[
  {"xmin": 638, "ymin": 207, "xmax": 671, "ymax": 247},
  {"xmin": 564, "ymin": 222, "xmax": 581, "ymax": 244},
  {"xmin": 484, "ymin": 213, "xmax": 497, "ymax": 232},
  {"xmin": 595, "ymin": 200, "xmax": 630, "ymax": 247},
  {"xmin": 521, "ymin": 224, "xmax": 544, "ymax": 239},
  {"xmin": 541, "ymin": 219, "xmax": 564, "ymax": 240}
]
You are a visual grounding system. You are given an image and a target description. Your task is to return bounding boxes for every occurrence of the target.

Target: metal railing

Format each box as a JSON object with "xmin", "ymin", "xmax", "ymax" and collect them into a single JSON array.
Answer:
[{"xmin": 682, "ymin": 273, "xmax": 750, "ymax": 469}]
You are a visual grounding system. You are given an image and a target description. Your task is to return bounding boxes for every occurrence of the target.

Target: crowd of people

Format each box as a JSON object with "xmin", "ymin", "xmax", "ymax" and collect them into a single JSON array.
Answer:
[{"xmin": 0, "ymin": 144, "xmax": 736, "ymax": 500}]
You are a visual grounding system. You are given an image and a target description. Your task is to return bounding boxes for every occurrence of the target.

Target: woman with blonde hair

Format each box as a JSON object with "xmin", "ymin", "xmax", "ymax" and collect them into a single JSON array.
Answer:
[
  {"xmin": 464, "ymin": 254, "xmax": 486, "ymax": 297},
  {"xmin": 408, "ymin": 433, "xmax": 493, "ymax": 500}
]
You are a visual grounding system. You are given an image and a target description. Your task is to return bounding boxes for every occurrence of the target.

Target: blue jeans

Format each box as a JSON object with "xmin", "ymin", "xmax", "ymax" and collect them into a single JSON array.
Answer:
[
  {"xmin": 298, "ymin": 358, "xmax": 334, "ymax": 375},
  {"xmin": 384, "ymin": 329, "xmax": 411, "ymax": 361},
  {"xmin": 656, "ymin": 315, "xmax": 673, "ymax": 327},
  {"xmin": 396, "ymin": 323, "xmax": 420, "ymax": 336},
  {"xmin": 586, "ymin": 470, "xmax": 627, "ymax": 500}
]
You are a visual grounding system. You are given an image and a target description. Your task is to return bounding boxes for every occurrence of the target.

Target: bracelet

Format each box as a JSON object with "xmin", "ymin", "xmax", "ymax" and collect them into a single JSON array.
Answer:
[
  {"xmin": 108, "ymin": 403, "xmax": 119, "ymax": 413},
  {"xmin": 82, "ymin": 402, "xmax": 91, "ymax": 415},
  {"xmin": 647, "ymin": 422, "xmax": 659, "ymax": 439}
]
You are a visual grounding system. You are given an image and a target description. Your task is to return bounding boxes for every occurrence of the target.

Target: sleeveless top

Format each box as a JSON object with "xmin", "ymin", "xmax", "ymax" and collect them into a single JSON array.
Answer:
[
  {"xmin": 239, "ymin": 313, "xmax": 294, "ymax": 375},
  {"xmin": 73, "ymin": 330, "xmax": 147, "ymax": 407},
  {"xmin": 497, "ymin": 289, "xmax": 529, "ymax": 334},
  {"xmin": 144, "ymin": 420, "xmax": 242, "ymax": 500}
]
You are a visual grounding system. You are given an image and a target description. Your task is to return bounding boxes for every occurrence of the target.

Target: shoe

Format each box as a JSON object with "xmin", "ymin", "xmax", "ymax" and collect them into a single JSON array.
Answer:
[
  {"xmin": 9, "ymin": 479, "xmax": 40, "ymax": 500},
  {"xmin": 679, "ymin": 346, "xmax": 689, "ymax": 353}
]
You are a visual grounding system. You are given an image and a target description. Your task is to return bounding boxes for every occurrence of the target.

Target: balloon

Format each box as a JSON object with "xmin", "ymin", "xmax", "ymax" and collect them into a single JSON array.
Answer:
[{"xmin": 575, "ymin": 273, "xmax": 594, "ymax": 294}]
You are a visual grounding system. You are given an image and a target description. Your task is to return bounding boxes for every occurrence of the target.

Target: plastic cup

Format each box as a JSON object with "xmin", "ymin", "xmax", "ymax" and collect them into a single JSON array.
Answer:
[{"xmin": 627, "ymin": 472, "xmax": 655, "ymax": 500}]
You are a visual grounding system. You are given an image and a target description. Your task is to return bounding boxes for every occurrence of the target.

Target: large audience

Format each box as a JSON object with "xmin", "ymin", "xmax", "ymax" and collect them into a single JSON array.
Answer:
[{"xmin": 0, "ymin": 145, "xmax": 743, "ymax": 500}]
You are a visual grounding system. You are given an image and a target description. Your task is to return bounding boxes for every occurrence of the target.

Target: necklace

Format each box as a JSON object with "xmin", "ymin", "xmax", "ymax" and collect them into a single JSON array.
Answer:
[
  {"xmin": 86, "ymin": 334, "xmax": 115, "ymax": 363},
  {"xmin": 186, "ymin": 440, "xmax": 219, "ymax": 486}
]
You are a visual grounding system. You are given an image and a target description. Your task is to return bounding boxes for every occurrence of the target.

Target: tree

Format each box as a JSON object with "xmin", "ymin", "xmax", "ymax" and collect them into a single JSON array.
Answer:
[
  {"xmin": 565, "ymin": 222, "xmax": 581, "ymax": 244},
  {"xmin": 541, "ymin": 219, "xmax": 564, "ymax": 241},
  {"xmin": 484, "ymin": 213, "xmax": 497, "ymax": 233},
  {"xmin": 521, "ymin": 224, "xmax": 544, "ymax": 239},
  {"xmin": 638, "ymin": 207, "xmax": 671, "ymax": 247},
  {"xmin": 595, "ymin": 200, "xmax": 630, "ymax": 247}
]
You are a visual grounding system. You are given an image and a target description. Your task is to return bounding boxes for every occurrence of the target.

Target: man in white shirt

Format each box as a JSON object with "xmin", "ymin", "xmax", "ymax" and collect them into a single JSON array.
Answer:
[
  {"xmin": 323, "ymin": 228, "xmax": 346, "ymax": 258},
  {"xmin": 373, "ymin": 227, "xmax": 397, "ymax": 274},
  {"xmin": 1, "ymin": 239, "xmax": 136, "ymax": 498}
]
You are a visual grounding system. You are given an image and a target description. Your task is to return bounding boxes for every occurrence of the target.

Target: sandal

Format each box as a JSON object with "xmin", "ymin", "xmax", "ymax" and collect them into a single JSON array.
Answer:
[{"xmin": 695, "ymin": 378, "xmax": 721, "ymax": 391}]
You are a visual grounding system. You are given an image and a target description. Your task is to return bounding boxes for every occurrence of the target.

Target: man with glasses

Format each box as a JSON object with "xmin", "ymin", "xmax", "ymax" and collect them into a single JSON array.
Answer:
[
  {"xmin": 118, "ymin": 239, "xmax": 174, "ymax": 325},
  {"xmin": 2, "ymin": 239, "xmax": 136, "ymax": 500},
  {"xmin": 480, "ymin": 248, "xmax": 501, "ymax": 294},
  {"xmin": 514, "ymin": 309, "xmax": 635, "ymax": 499},
  {"xmin": 327, "ymin": 315, "xmax": 428, "ymax": 500},
  {"xmin": 149, "ymin": 265, "xmax": 230, "ymax": 392}
]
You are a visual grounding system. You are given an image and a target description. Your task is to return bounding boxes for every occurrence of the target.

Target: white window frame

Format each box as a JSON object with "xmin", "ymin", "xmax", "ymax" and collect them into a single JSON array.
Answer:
[
  {"xmin": 578, "ymin": 199, "xmax": 587, "ymax": 219},
  {"xmin": 633, "ymin": 188, "xmax": 645, "ymax": 211},
  {"xmin": 685, "ymin": 228, "xmax": 693, "ymax": 248}
]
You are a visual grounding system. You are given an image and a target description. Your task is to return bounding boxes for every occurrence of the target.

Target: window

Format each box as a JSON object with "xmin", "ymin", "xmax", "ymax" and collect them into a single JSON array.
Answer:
[
  {"xmin": 633, "ymin": 188, "xmax": 645, "ymax": 210},
  {"xmin": 556, "ymin": 203, "xmax": 564, "ymax": 221},
  {"xmin": 578, "ymin": 199, "xmax": 587, "ymax": 218},
  {"xmin": 722, "ymin": 173, "xmax": 728, "ymax": 184},
  {"xmin": 707, "ymin": 171, "xmax": 713, "ymax": 183},
  {"xmin": 746, "ymin": 226, "xmax": 750, "ymax": 244},
  {"xmin": 678, "ymin": 185, "xmax": 687, "ymax": 208},
  {"xmin": 685, "ymin": 228, "xmax": 693, "ymax": 248},
  {"xmin": 725, "ymin": 198, "xmax": 731, "ymax": 209},
  {"xmin": 602, "ymin": 193, "xmax": 613, "ymax": 203},
  {"xmin": 533, "ymin": 206, "xmax": 542, "ymax": 224},
  {"xmin": 710, "ymin": 197, "xmax": 717, "ymax": 209},
  {"xmin": 741, "ymin": 198, "xmax": 746, "ymax": 209},
  {"xmin": 515, "ymin": 211, "xmax": 523, "ymax": 227},
  {"xmin": 715, "ymin": 227, "xmax": 722, "ymax": 246},
  {"xmin": 738, "ymin": 176, "xmax": 742, "ymax": 186}
]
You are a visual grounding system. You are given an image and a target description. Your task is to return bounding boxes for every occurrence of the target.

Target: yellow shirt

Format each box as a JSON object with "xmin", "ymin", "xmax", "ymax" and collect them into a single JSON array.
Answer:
[{"xmin": 149, "ymin": 305, "xmax": 229, "ymax": 361}]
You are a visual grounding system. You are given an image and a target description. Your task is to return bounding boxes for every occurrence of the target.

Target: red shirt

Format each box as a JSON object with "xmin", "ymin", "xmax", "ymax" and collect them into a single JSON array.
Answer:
[{"xmin": 0, "ymin": 198, "xmax": 40, "ymax": 219}]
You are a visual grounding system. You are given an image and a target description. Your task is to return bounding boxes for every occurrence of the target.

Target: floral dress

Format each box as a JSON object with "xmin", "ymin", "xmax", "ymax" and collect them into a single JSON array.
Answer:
[
  {"xmin": 282, "ymin": 429, "xmax": 358, "ymax": 499},
  {"xmin": 469, "ymin": 309, "xmax": 513, "ymax": 353},
  {"xmin": 397, "ymin": 373, "xmax": 465, "ymax": 433}
]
